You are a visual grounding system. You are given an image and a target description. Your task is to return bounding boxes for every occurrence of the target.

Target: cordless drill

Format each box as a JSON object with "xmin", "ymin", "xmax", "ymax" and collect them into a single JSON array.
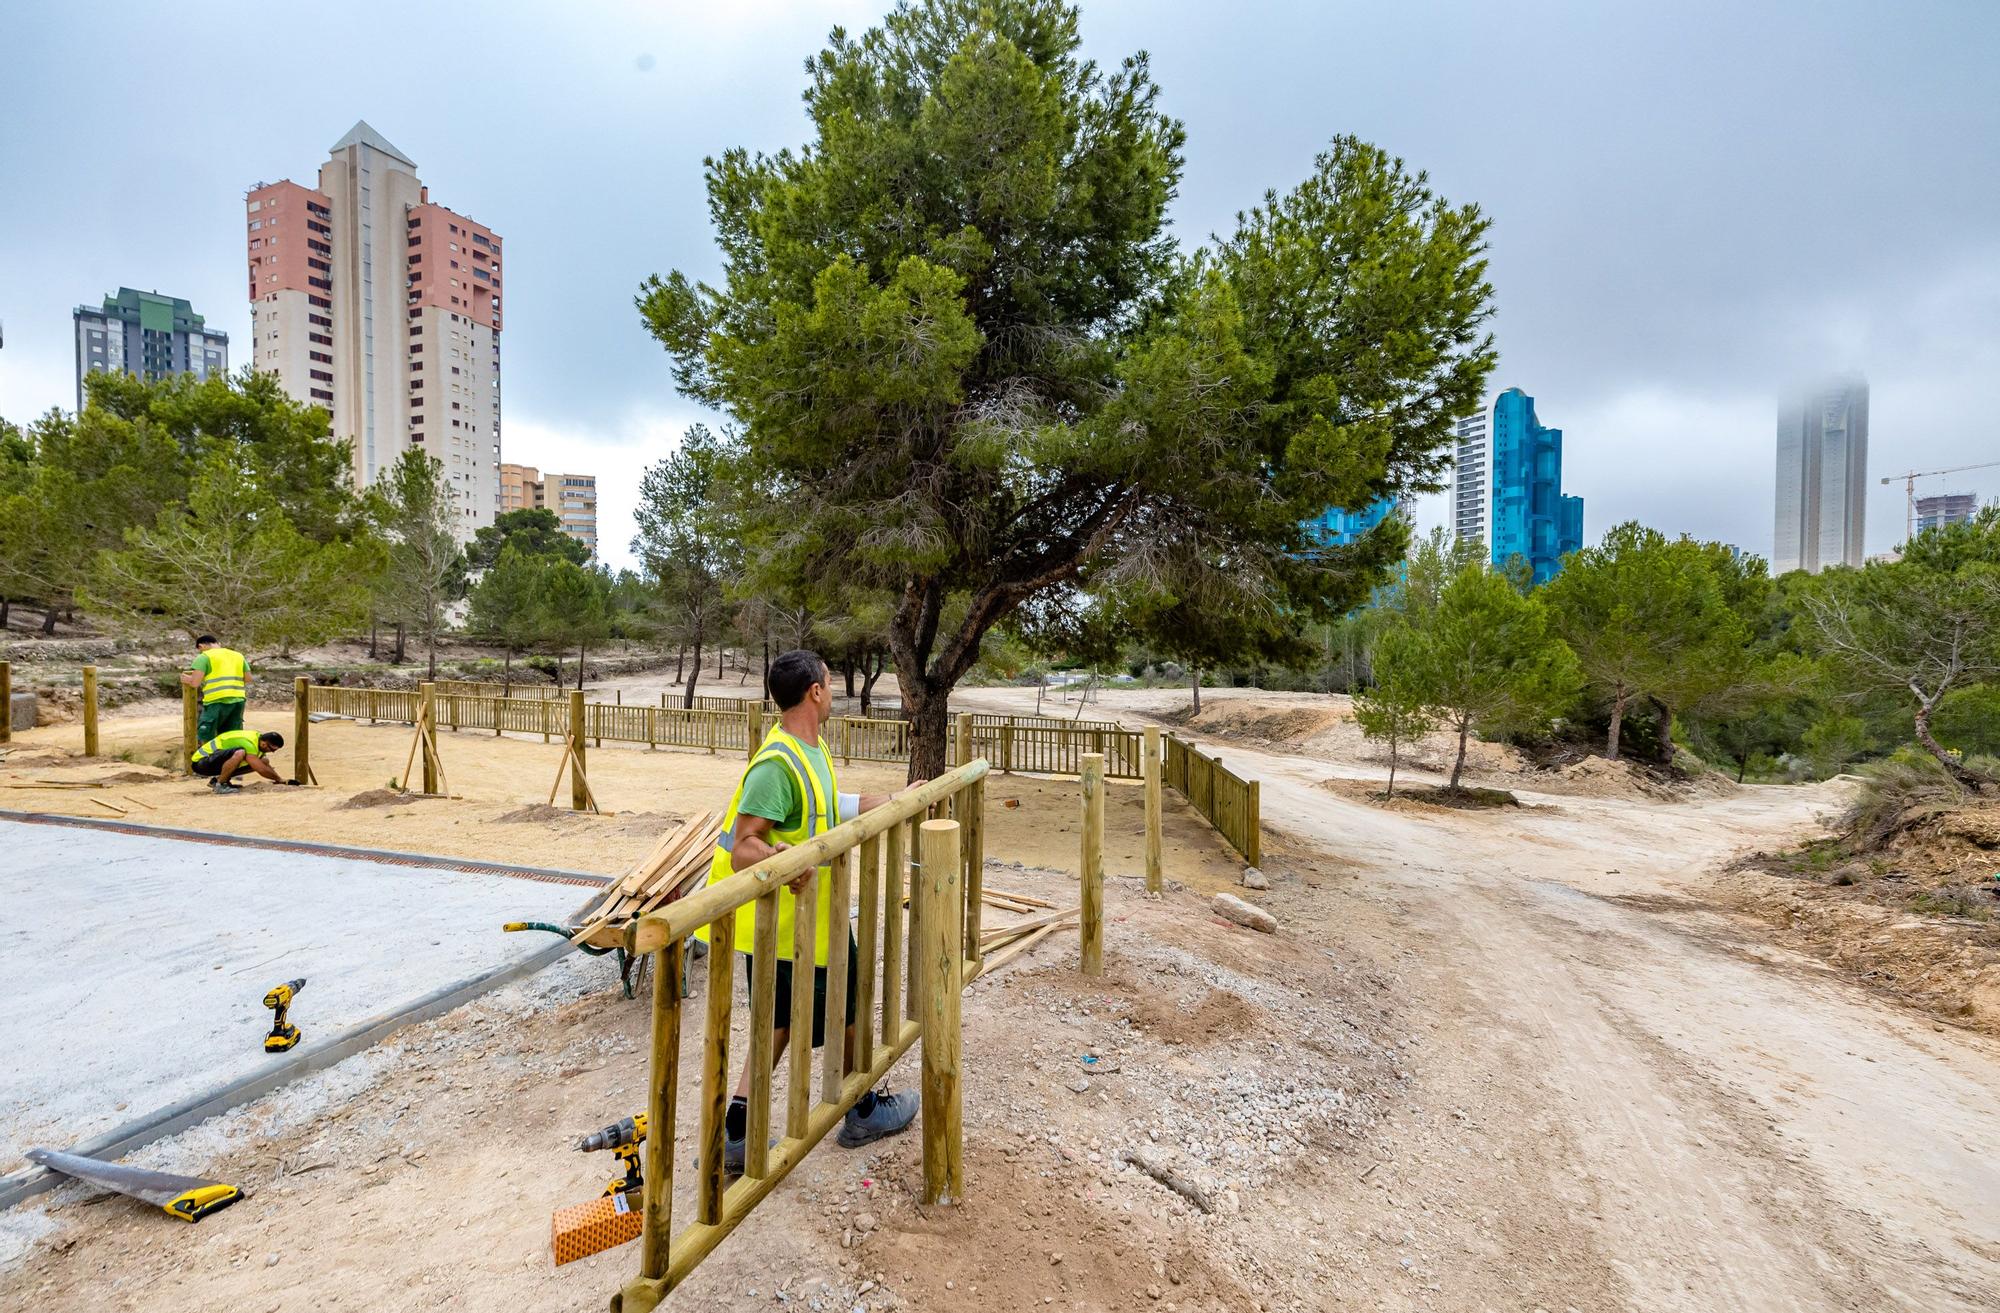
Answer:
[
  {"xmin": 576, "ymin": 1114, "xmax": 647, "ymax": 1198},
  {"xmin": 263, "ymin": 978, "xmax": 306, "ymax": 1052}
]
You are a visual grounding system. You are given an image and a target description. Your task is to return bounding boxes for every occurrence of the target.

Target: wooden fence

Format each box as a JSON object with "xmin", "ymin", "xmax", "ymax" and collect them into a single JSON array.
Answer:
[
  {"xmin": 300, "ymin": 686, "xmax": 1259, "ymax": 861},
  {"xmin": 1164, "ymin": 733, "xmax": 1261, "ymax": 866},
  {"xmin": 611, "ymin": 762, "xmax": 989, "ymax": 1311},
  {"xmin": 433, "ymin": 678, "xmax": 565, "ymax": 700}
]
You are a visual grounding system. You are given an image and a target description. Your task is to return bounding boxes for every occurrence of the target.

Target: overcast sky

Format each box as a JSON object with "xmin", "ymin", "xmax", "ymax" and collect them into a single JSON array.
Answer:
[{"xmin": 3, "ymin": 1, "xmax": 1995, "ymax": 570}]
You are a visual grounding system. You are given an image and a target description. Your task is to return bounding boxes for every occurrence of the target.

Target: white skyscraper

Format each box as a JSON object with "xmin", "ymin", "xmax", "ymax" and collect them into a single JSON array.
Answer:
[
  {"xmin": 1449, "ymin": 408, "xmax": 1490, "ymax": 547},
  {"xmin": 1774, "ymin": 378, "xmax": 1868, "ymax": 574}
]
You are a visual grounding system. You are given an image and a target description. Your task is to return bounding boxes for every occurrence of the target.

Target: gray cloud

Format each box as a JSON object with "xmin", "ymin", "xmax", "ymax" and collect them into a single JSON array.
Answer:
[{"xmin": 1, "ymin": 0, "xmax": 1994, "ymax": 570}]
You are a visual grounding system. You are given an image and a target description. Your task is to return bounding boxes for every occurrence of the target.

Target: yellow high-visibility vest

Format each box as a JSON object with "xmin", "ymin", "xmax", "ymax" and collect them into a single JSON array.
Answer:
[
  {"xmin": 198, "ymin": 648, "xmax": 248, "ymax": 704},
  {"xmin": 695, "ymin": 726, "xmax": 839, "ymax": 965}
]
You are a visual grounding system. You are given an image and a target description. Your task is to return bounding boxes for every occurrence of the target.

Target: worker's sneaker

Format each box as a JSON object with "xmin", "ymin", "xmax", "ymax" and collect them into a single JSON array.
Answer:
[
  {"xmin": 719, "ymin": 1131, "xmax": 775, "ymax": 1176},
  {"xmin": 837, "ymin": 1089, "xmax": 916, "ymax": 1148},
  {"xmin": 209, "ymin": 779, "xmax": 239, "ymax": 794}
]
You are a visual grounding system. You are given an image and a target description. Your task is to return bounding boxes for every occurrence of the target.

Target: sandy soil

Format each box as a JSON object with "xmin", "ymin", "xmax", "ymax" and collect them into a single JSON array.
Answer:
[
  {"xmin": 1, "ymin": 706, "xmax": 1242, "ymax": 890},
  {"xmin": 6, "ymin": 686, "xmax": 2000, "ymax": 1311}
]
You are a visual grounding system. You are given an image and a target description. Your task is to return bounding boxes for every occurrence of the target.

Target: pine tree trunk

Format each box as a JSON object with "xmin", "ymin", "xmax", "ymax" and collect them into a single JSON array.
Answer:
[
  {"xmin": 369, "ymin": 618, "xmax": 378, "ymax": 660},
  {"xmin": 1915, "ymin": 696, "xmax": 1987, "ymax": 789},
  {"xmin": 393, "ymin": 622, "xmax": 407, "ymax": 664},
  {"xmin": 1606, "ymin": 694, "xmax": 1626, "ymax": 760},
  {"xmin": 1386, "ymin": 737, "xmax": 1399, "ymax": 799},
  {"xmin": 904, "ymin": 680, "xmax": 951, "ymax": 783},
  {"xmin": 860, "ymin": 655, "xmax": 882, "ymax": 719},
  {"xmin": 684, "ymin": 637, "xmax": 703, "ymax": 709},
  {"xmin": 1449, "ymin": 715, "xmax": 1471, "ymax": 792},
  {"xmin": 1190, "ymin": 666, "xmax": 1201, "ymax": 714},
  {"xmin": 675, "ymin": 646, "xmax": 684, "ymax": 682},
  {"xmin": 503, "ymin": 648, "xmax": 513, "ymax": 690},
  {"xmin": 577, "ymin": 643, "xmax": 587, "ymax": 691},
  {"xmin": 762, "ymin": 637, "xmax": 770, "ymax": 701},
  {"xmin": 1736, "ymin": 753, "xmax": 1748, "ymax": 783},
  {"xmin": 41, "ymin": 606, "xmax": 57, "ymax": 635},
  {"xmin": 843, "ymin": 660, "xmax": 856, "ymax": 699}
]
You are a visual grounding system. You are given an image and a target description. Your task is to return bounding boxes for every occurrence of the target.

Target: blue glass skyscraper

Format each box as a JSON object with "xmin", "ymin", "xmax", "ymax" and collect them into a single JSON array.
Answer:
[
  {"xmin": 1305, "ymin": 495, "xmax": 1403, "ymax": 548},
  {"xmin": 1488, "ymin": 387, "xmax": 1584, "ymax": 584}
]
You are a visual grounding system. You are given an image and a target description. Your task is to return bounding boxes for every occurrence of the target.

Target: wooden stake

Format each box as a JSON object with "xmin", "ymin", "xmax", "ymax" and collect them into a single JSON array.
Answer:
[
  {"xmin": 978, "ymin": 920, "xmax": 1064, "ymax": 976},
  {"xmin": 293, "ymin": 676, "xmax": 311, "ymax": 787},
  {"xmin": 697, "ymin": 905, "xmax": 735, "ymax": 1225},
  {"xmin": 180, "ymin": 684, "xmax": 199, "ymax": 774},
  {"xmin": 87, "ymin": 796, "xmax": 127, "ymax": 816},
  {"xmin": 419, "ymin": 683, "xmax": 439, "ymax": 795},
  {"xmin": 1080, "ymin": 752, "xmax": 1104, "ymax": 976},
  {"xmin": 81, "ymin": 665, "xmax": 98, "ymax": 757},
  {"xmin": 121, "ymin": 794, "xmax": 156, "ymax": 811},
  {"xmin": 918, "ymin": 818, "xmax": 963, "ymax": 1205},
  {"xmin": 568, "ymin": 690, "xmax": 588, "ymax": 813},
  {"xmin": 1143, "ymin": 725, "xmax": 1162, "ymax": 893}
]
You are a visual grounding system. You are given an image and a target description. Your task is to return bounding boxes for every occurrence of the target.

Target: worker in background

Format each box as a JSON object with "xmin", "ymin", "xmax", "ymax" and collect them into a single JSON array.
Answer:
[
  {"xmin": 191, "ymin": 729, "xmax": 289, "ymax": 794},
  {"xmin": 181, "ymin": 635, "xmax": 249, "ymax": 743},
  {"xmin": 700, "ymin": 649, "xmax": 926, "ymax": 1172}
]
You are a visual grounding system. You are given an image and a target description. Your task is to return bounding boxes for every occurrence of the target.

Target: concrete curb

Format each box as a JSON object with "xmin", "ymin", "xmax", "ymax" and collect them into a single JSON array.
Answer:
[{"xmin": 0, "ymin": 930, "xmax": 586, "ymax": 1213}]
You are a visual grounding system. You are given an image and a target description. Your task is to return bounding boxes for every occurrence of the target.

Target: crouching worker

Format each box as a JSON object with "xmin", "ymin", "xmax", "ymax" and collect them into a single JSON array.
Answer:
[
  {"xmin": 191, "ymin": 729, "xmax": 291, "ymax": 794},
  {"xmin": 699, "ymin": 649, "xmax": 927, "ymax": 1173}
]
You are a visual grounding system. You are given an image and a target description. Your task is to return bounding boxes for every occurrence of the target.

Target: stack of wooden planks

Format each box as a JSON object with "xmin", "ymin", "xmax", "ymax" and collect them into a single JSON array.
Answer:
[
  {"xmin": 977, "ymin": 886, "xmax": 1078, "ymax": 976},
  {"xmin": 569, "ymin": 810, "xmax": 719, "ymax": 949}
]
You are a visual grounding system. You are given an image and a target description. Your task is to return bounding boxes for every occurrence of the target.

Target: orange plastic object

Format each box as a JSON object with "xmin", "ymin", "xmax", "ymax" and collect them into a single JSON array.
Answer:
[{"xmin": 551, "ymin": 1192, "xmax": 643, "ymax": 1266}]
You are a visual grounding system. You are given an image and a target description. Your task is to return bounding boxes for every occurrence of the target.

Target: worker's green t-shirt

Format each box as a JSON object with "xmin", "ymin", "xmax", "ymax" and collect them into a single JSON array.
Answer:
[
  {"xmin": 737, "ymin": 738, "xmax": 837, "ymax": 832},
  {"xmin": 190, "ymin": 652, "xmax": 209, "ymax": 678}
]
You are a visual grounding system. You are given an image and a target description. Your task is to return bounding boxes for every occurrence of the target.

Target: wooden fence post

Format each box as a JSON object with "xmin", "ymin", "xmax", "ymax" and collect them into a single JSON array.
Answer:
[
  {"xmin": 181, "ymin": 684, "xmax": 199, "ymax": 772},
  {"xmin": 294, "ymin": 676, "xmax": 311, "ymax": 786},
  {"xmin": 1080, "ymin": 752, "xmax": 1104, "ymax": 976},
  {"xmin": 746, "ymin": 705, "xmax": 763, "ymax": 760},
  {"xmin": 81, "ymin": 665, "xmax": 98, "ymax": 757},
  {"xmin": 1000, "ymin": 721, "xmax": 1013, "ymax": 774},
  {"xmin": 569, "ymin": 689, "xmax": 588, "ymax": 812},
  {"xmin": 419, "ymin": 682, "xmax": 439, "ymax": 795},
  {"xmin": 637, "ymin": 939, "xmax": 683, "ymax": 1283},
  {"xmin": 919, "ymin": 818, "xmax": 964, "ymax": 1205},
  {"xmin": 955, "ymin": 712, "xmax": 972, "ymax": 769},
  {"xmin": 1247, "ymin": 778, "xmax": 1262, "ymax": 868},
  {"xmin": 540, "ymin": 698, "xmax": 551, "ymax": 744},
  {"xmin": 1143, "ymin": 726, "xmax": 1162, "ymax": 893},
  {"xmin": 647, "ymin": 705, "xmax": 658, "ymax": 751}
]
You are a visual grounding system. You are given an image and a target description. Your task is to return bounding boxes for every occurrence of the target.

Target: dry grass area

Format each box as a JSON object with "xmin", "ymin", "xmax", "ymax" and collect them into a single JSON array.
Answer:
[{"xmin": 1725, "ymin": 789, "xmax": 2000, "ymax": 1034}]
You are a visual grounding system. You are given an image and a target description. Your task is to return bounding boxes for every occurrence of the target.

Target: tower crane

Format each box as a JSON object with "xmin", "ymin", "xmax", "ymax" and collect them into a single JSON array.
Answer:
[{"xmin": 1881, "ymin": 459, "xmax": 2000, "ymax": 542}]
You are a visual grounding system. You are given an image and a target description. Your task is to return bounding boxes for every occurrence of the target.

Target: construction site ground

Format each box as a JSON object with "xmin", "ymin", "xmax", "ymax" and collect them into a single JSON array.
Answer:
[{"xmin": 3, "ymin": 681, "xmax": 1998, "ymax": 1311}]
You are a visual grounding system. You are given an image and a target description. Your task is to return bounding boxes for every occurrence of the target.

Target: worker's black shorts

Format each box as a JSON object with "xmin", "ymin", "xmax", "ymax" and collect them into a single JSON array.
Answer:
[
  {"xmin": 190, "ymin": 753, "xmax": 238, "ymax": 778},
  {"xmin": 740, "ymin": 936, "xmax": 858, "ymax": 1049}
]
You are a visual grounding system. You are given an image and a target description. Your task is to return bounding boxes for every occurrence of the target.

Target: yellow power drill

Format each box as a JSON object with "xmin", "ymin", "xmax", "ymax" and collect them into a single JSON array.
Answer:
[
  {"xmin": 263, "ymin": 978, "xmax": 306, "ymax": 1052},
  {"xmin": 576, "ymin": 1114, "xmax": 647, "ymax": 1198}
]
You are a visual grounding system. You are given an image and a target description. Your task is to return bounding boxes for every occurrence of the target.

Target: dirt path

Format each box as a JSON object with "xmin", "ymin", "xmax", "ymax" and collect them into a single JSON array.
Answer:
[
  {"xmin": 956, "ymin": 686, "xmax": 2000, "ymax": 1311},
  {"xmin": 7, "ymin": 687, "xmax": 1999, "ymax": 1310}
]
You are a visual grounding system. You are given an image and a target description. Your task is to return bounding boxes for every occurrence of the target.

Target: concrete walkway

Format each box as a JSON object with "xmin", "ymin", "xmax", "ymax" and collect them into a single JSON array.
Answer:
[{"xmin": 0, "ymin": 818, "xmax": 584, "ymax": 1171}]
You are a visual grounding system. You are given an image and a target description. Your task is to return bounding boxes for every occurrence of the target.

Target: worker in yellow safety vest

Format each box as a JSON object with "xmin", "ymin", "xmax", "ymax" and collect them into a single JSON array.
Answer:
[
  {"xmin": 699, "ymin": 649, "xmax": 928, "ymax": 1174},
  {"xmin": 190, "ymin": 728, "xmax": 292, "ymax": 794},
  {"xmin": 181, "ymin": 635, "xmax": 250, "ymax": 743}
]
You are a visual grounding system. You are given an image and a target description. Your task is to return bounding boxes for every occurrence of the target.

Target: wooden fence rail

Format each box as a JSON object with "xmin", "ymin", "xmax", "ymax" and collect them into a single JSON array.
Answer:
[
  {"xmin": 1163, "ymin": 733, "xmax": 1261, "ymax": 865},
  {"xmin": 612, "ymin": 761, "xmax": 989, "ymax": 1311},
  {"xmin": 433, "ymin": 678, "xmax": 565, "ymax": 700}
]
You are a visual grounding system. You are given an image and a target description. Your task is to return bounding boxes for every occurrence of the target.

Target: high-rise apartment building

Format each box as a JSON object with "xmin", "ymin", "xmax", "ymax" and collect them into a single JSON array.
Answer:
[
  {"xmin": 1773, "ymin": 378, "xmax": 1868, "ymax": 574},
  {"xmin": 246, "ymin": 122, "xmax": 502, "ymax": 540},
  {"xmin": 1448, "ymin": 410, "xmax": 1490, "ymax": 547},
  {"xmin": 73, "ymin": 288, "xmax": 228, "ymax": 408},
  {"xmin": 498, "ymin": 462, "xmax": 543, "ymax": 513},
  {"xmin": 1489, "ymin": 387, "xmax": 1584, "ymax": 585},
  {"xmin": 1915, "ymin": 491, "xmax": 1977, "ymax": 535},
  {"xmin": 495, "ymin": 463, "xmax": 597, "ymax": 557}
]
